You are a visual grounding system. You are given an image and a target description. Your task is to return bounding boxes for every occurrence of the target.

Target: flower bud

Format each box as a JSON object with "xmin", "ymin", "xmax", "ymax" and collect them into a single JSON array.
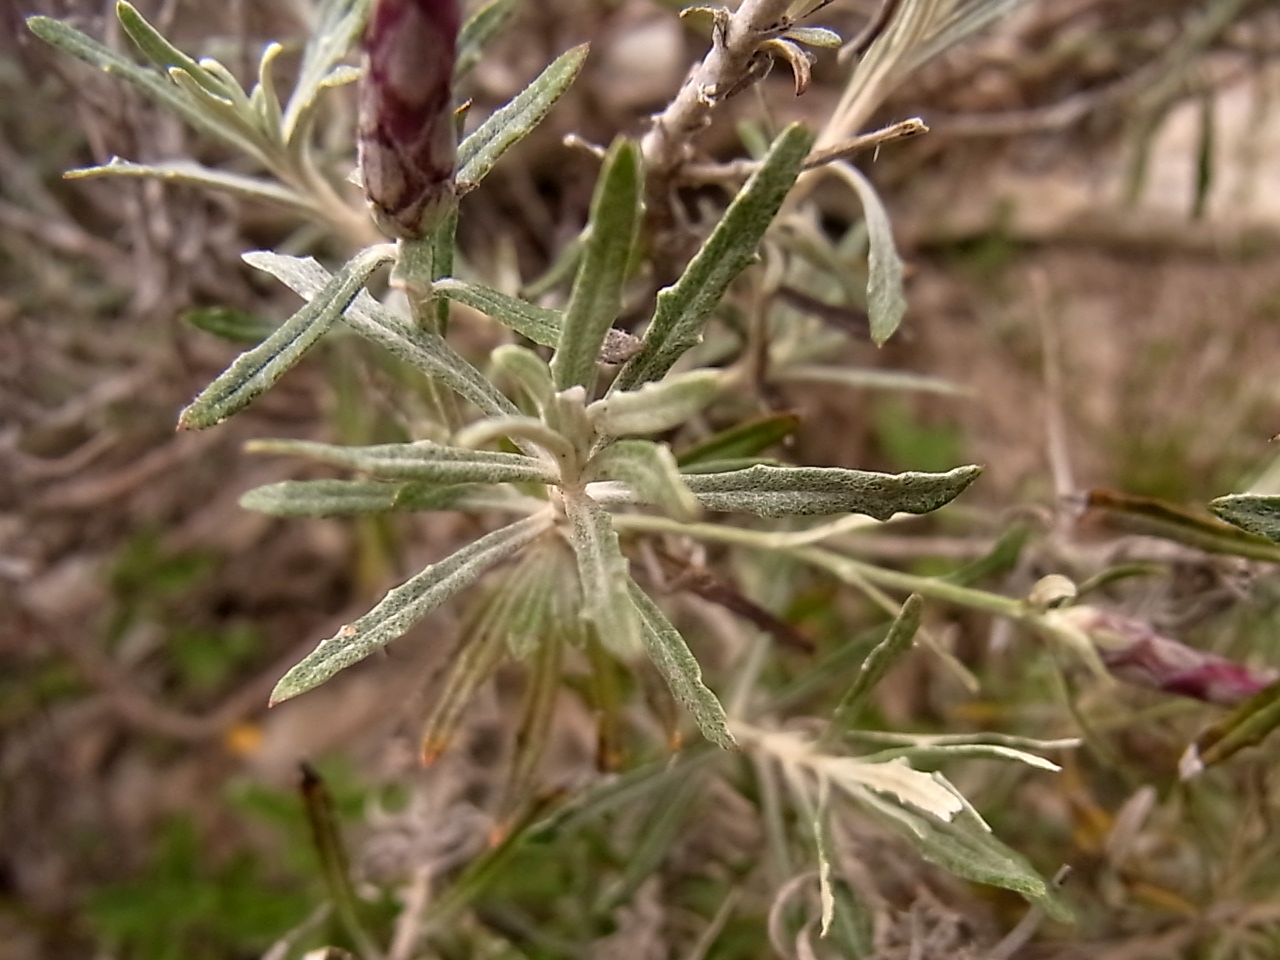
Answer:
[
  {"xmin": 1053, "ymin": 606, "xmax": 1276, "ymax": 707},
  {"xmin": 358, "ymin": 0, "xmax": 461, "ymax": 240}
]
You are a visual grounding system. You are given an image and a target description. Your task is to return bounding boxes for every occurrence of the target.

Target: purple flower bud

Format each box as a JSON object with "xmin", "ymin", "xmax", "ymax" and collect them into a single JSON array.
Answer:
[
  {"xmin": 358, "ymin": 0, "xmax": 461, "ymax": 240},
  {"xmin": 1054, "ymin": 606, "xmax": 1277, "ymax": 707}
]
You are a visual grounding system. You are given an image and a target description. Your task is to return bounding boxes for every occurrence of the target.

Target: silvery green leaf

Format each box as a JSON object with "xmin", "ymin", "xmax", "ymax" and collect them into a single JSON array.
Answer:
[
  {"xmin": 27, "ymin": 15, "xmax": 263, "ymax": 160},
  {"xmin": 682, "ymin": 464, "xmax": 981, "ymax": 518},
  {"xmin": 178, "ymin": 245, "xmax": 395, "ymax": 429},
  {"xmin": 239, "ymin": 478, "xmax": 468, "ymax": 516},
  {"xmin": 563, "ymin": 492, "xmax": 641, "ymax": 659},
  {"xmin": 857, "ymin": 791, "xmax": 1070, "ymax": 921},
  {"xmin": 455, "ymin": 0, "xmax": 516, "ymax": 80},
  {"xmin": 838, "ymin": 164, "xmax": 905, "ymax": 346},
  {"xmin": 457, "ymin": 44, "xmax": 589, "ymax": 185},
  {"xmin": 829, "ymin": 756, "xmax": 963, "ymax": 822},
  {"xmin": 282, "ymin": 0, "xmax": 368, "ymax": 144},
  {"xmin": 551, "ymin": 138, "xmax": 642, "ymax": 392},
  {"xmin": 270, "ymin": 511, "xmax": 554, "ymax": 704},
  {"xmin": 490, "ymin": 345, "xmax": 555, "ymax": 413},
  {"xmin": 865, "ymin": 743, "xmax": 1065, "ymax": 772},
  {"xmin": 587, "ymin": 370, "xmax": 721, "ymax": 438},
  {"xmin": 783, "ymin": 25, "xmax": 843, "ymax": 48},
  {"xmin": 828, "ymin": 595, "xmax": 921, "ymax": 735},
  {"xmin": 777, "ymin": 365, "xmax": 967, "ymax": 396},
  {"xmin": 65, "ymin": 159, "xmax": 314, "ymax": 219},
  {"xmin": 244, "ymin": 251, "xmax": 516, "ymax": 418},
  {"xmin": 434, "ymin": 279, "xmax": 562, "ymax": 345},
  {"xmin": 193, "ymin": 57, "xmax": 253, "ymax": 108},
  {"xmin": 584, "ymin": 440, "xmax": 700, "ymax": 521},
  {"xmin": 628, "ymin": 581, "xmax": 736, "ymax": 750},
  {"xmin": 116, "ymin": 1, "xmax": 232, "ymax": 99},
  {"xmin": 250, "ymin": 42, "xmax": 285, "ymax": 143},
  {"xmin": 246, "ymin": 437, "xmax": 559, "ymax": 484},
  {"xmin": 453, "ymin": 416, "xmax": 576, "ymax": 466},
  {"xmin": 1209, "ymin": 495, "xmax": 1280, "ymax": 544},
  {"xmin": 615, "ymin": 123, "xmax": 812, "ymax": 391}
]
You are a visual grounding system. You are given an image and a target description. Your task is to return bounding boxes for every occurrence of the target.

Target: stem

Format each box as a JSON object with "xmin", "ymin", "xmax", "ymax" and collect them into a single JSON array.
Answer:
[
  {"xmin": 611, "ymin": 513, "xmax": 1026, "ymax": 620},
  {"xmin": 300, "ymin": 764, "xmax": 383, "ymax": 960}
]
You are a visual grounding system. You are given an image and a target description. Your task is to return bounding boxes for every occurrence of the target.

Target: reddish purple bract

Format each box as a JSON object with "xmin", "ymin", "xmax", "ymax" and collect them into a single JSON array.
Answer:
[
  {"xmin": 358, "ymin": 0, "xmax": 461, "ymax": 240},
  {"xmin": 1057, "ymin": 606, "xmax": 1277, "ymax": 707}
]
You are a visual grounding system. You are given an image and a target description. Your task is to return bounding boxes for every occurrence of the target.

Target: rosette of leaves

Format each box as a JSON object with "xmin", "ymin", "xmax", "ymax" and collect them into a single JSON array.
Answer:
[{"xmin": 227, "ymin": 125, "xmax": 980, "ymax": 752}]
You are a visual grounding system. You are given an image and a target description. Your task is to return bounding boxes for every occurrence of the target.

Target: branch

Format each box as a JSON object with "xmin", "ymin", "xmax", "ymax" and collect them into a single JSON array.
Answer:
[{"xmin": 640, "ymin": 0, "xmax": 795, "ymax": 186}]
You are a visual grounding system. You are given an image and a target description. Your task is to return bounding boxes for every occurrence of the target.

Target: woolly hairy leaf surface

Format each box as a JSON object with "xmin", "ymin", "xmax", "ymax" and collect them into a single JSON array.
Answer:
[
  {"xmin": 179, "ymin": 245, "xmax": 394, "ymax": 429},
  {"xmin": 246, "ymin": 437, "xmax": 558, "ymax": 484},
  {"xmin": 239, "ymin": 479, "xmax": 467, "ymax": 516},
  {"xmin": 615, "ymin": 123, "xmax": 812, "ymax": 390},
  {"xmin": 682, "ymin": 464, "xmax": 981, "ymax": 518},
  {"xmin": 244, "ymin": 252, "xmax": 515, "ymax": 417},
  {"xmin": 563, "ymin": 492, "xmax": 641, "ymax": 658},
  {"xmin": 629, "ymin": 582, "xmax": 735, "ymax": 749},
  {"xmin": 551, "ymin": 138, "xmax": 642, "ymax": 392},
  {"xmin": 270, "ymin": 512, "xmax": 554, "ymax": 703},
  {"xmin": 457, "ymin": 44, "xmax": 588, "ymax": 185}
]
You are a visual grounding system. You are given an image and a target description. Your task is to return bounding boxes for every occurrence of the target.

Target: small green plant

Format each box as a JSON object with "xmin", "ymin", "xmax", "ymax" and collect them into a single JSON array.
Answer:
[{"xmin": 44, "ymin": 0, "xmax": 1229, "ymax": 954}]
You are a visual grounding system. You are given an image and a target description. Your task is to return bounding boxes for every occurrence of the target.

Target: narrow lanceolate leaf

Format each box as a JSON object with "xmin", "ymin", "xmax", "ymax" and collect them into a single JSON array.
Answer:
[
  {"xmin": 1181, "ymin": 679, "xmax": 1280, "ymax": 779},
  {"xmin": 550, "ymin": 138, "xmax": 642, "ymax": 392},
  {"xmin": 839, "ymin": 164, "xmax": 906, "ymax": 346},
  {"xmin": 490, "ymin": 345, "xmax": 555, "ymax": 413},
  {"xmin": 116, "ymin": 1, "xmax": 230, "ymax": 98},
  {"xmin": 179, "ymin": 246, "xmax": 394, "ymax": 429},
  {"xmin": 615, "ymin": 123, "xmax": 813, "ymax": 392},
  {"xmin": 587, "ymin": 370, "xmax": 721, "ymax": 438},
  {"xmin": 246, "ymin": 437, "xmax": 559, "ymax": 484},
  {"xmin": 435, "ymin": 279, "xmax": 641, "ymax": 362},
  {"xmin": 1087, "ymin": 489, "xmax": 1280, "ymax": 562},
  {"xmin": 455, "ymin": 0, "xmax": 516, "ymax": 79},
  {"xmin": 628, "ymin": 581, "xmax": 735, "ymax": 750},
  {"xmin": 239, "ymin": 478, "xmax": 468, "ymax": 516},
  {"xmin": 584, "ymin": 440, "xmax": 700, "ymax": 521},
  {"xmin": 270, "ymin": 511, "xmax": 554, "ymax": 704},
  {"xmin": 66, "ymin": 159, "xmax": 315, "ymax": 219},
  {"xmin": 828, "ymin": 595, "xmax": 922, "ymax": 737},
  {"xmin": 675, "ymin": 412, "xmax": 800, "ymax": 467},
  {"xmin": 1209, "ymin": 494, "xmax": 1280, "ymax": 544},
  {"xmin": 859, "ymin": 796, "xmax": 1070, "ymax": 922},
  {"xmin": 282, "ymin": 0, "xmax": 368, "ymax": 144},
  {"xmin": 456, "ymin": 44, "xmax": 589, "ymax": 185},
  {"xmin": 27, "ymin": 14, "xmax": 263, "ymax": 160},
  {"xmin": 682, "ymin": 464, "xmax": 981, "ymax": 519},
  {"xmin": 244, "ymin": 252, "xmax": 516, "ymax": 418},
  {"xmin": 563, "ymin": 492, "xmax": 641, "ymax": 658},
  {"xmin": 434, "ymin": 279, "xmax": 561, "ymax": 344}
]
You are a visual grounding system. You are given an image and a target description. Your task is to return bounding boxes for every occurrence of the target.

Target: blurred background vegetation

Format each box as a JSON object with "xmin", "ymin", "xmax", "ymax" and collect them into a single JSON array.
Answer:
[{"xmin": 3, "ymin": 1, "xmax": 1280, "ymax": 958}]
